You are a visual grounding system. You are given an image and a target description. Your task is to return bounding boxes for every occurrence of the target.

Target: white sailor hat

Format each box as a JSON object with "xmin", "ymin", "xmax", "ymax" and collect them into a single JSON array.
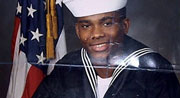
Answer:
[{"xmin": 62, "ymin": 0, "xmax": 127, "ymax": 17}]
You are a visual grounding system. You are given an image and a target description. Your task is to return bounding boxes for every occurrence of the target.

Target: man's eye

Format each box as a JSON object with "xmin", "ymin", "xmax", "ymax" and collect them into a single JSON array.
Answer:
[
  {"xmin": 103, "ymin": 22, "xmax": 113, "ymax": 27},
  {"xmin": 81, "ymin": 25, "xmax": 90, "ymax": 29}
]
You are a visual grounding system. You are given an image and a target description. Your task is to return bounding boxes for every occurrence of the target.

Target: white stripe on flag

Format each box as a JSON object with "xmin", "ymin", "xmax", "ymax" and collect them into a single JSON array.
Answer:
[
  {"xmin": 6, "ymin": 25, "xmax": 32, "ymax": 98},
  {"xmin": 47, "ymin": 28, "xmax": 67, "ymax": 75}
]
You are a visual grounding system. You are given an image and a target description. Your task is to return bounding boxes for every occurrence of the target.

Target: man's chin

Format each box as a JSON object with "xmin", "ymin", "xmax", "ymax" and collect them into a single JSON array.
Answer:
[{"xmin": 89, "ymin": 54, "xmax": 108, "ymax": 67}]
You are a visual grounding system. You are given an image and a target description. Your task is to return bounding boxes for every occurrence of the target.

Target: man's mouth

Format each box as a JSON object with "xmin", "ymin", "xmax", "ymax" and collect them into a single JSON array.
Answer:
[{"xmin": 90, "ymin": 43, "xmax": 109, "ymax": 52}]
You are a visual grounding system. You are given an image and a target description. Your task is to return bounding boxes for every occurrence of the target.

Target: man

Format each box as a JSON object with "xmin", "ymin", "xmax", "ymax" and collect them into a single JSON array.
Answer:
[{"xmin": 33, "ymin": 0, "xmax": 180, "ymax": 98}]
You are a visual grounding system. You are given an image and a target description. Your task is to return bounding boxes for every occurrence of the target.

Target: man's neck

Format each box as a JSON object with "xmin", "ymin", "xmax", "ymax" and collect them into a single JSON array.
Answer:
[{"xmin": 95, "ymin": 67, "xmax": 114, "ymax": 78}]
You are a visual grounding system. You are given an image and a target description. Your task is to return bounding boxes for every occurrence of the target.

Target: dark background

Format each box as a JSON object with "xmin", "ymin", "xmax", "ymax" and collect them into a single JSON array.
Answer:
[
  {"xmin": 0, "ymin": 0, "xmax": 17, "ymax": 98},
  {"xmin": 0, "ymin": 0, "xmax": 180, "ymax": 97}
]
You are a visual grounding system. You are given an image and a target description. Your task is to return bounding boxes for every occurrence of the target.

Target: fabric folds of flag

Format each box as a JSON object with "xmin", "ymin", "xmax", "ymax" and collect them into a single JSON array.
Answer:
[{"xmin": 6, "ymin": 0, "xmax": 66, "ymax": 98}]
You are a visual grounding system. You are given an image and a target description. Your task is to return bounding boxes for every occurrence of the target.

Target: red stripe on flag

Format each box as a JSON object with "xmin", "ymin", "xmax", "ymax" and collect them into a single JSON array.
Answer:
[
  {"xmin": 11, "ymin": 17, "xmax": 20, "ymax": 60},
  {"xmin": 21, "ymin": 65, "xmax": 45, "ymax": 98}
]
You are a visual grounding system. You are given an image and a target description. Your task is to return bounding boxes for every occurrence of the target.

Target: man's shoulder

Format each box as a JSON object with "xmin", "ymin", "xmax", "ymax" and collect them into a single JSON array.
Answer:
[
  {"xmin": 124, "ymin": 35, "xmax": 172, "ymax": 70},
  {"xmin": 138, "ymin": 52, "xmax": 171, "ymax": 69},
  {"xmin": 49, "ymin": 49, "xmax": 83, "ymax": 78},
  {"xmin": 56, "ymin": 49, "xmax": 82, "ymax": 65}
]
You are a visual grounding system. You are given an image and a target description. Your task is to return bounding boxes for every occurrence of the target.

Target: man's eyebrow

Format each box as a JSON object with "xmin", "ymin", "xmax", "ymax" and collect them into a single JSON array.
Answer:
[
  {"xmin": 100, "ymin": 16, "xmax": 115, "ymax": 22},
  {"xmin": 77, "ymin": 20, "xmax": 90, "ymax": 23}
]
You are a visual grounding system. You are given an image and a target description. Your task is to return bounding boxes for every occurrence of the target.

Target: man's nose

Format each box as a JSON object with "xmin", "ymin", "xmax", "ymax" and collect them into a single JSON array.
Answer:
[{"xmin": 90, "ymin": 26, "xmax": 105, "ymax": 39}]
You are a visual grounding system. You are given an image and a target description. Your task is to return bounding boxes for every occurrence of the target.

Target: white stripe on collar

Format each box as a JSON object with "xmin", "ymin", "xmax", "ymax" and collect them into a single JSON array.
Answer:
[
  {"xmin": 81, "ymin": 48, "xmax": 97, "ymax": 98},
  {"xmin": 81, "ymin": 48, "xmax": 155, "ymax": 97},
  {"xmin": 109, "ymin": 48, "xmax": 154, "ymax": 86}
]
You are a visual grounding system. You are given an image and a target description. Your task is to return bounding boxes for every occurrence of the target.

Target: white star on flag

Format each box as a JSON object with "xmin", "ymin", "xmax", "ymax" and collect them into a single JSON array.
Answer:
[
  {"xmin": 43, "ymin": 1, "xmax": 46, "ymax": 10},
  {"xmin": 36, "ymin": 52, "xmax": 46, "ymax": 64},
  {"xmin": 16, "ymin": 2, "xmax": 22, "ymax": 14},
  {"xmin": 20, "ymin": 34, "xmax": 27, "ymax": 46},
  {"xmin": 56, "ymin": 0, "xmax": 63, "ymax": 6},
  {"xmin": 27, "ymin": 4, "xmax": 37, "ymax": 18},
  {"xmin": 31, "ymin": 28, "xmax": 43, "ymax": 42}
]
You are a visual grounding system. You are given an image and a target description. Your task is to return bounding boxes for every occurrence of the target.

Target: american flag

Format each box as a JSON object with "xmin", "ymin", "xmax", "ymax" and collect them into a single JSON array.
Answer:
[{"xmin": 7, "ymin": 0, "xmax": 67, "ymax": 98}]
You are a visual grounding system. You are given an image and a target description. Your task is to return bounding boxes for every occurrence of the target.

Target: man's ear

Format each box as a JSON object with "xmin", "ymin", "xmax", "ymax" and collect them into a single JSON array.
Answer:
[
  {"xmin": 122, "ymin": 18, "xmax": 130, "ymax": 34},
  {"xmin": 75, "ymin": 23, "xmax": 80, "ymax": 39}
]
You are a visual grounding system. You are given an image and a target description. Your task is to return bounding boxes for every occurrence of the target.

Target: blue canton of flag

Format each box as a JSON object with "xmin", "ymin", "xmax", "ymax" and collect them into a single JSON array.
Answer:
[
  {"xmin": 17, "ymin": 0, "xmax": 64, "ymax": 71},
  {"xmin": 18, "ymin": 0, "xmax": 48, "ymax": 71}
]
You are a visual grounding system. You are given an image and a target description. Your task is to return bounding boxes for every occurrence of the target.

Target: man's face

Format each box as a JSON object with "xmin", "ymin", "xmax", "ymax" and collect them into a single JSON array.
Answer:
[{"xmin": 76, "ymin": 11, "xmax": 129, "ymax": 65}]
